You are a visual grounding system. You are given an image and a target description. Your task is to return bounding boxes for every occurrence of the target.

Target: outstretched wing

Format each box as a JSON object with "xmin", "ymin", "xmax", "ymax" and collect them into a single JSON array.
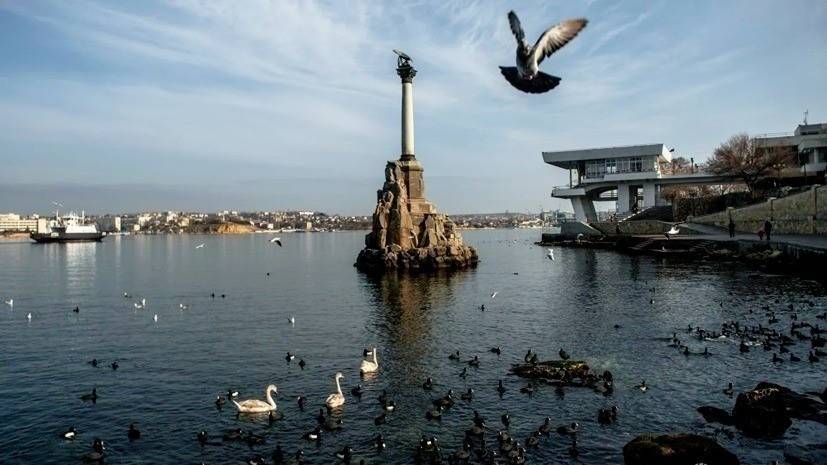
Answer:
[
  {"xmin": 499, "ymin": 67, "xmax": 561, "ymax": 94},
  {"xmin": 531, "ymin": 18, "xmax": 587, "ymax": 66},
  {"xmin": 507, "ymin": 11, "xmax": 525, "ymax": 44}
]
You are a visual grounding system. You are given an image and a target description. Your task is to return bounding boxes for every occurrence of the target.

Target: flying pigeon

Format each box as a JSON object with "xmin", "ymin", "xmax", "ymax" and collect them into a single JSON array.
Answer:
[
  {"xmin": 195, "ymin": 243, "xmax": 205, "ymax": 249},
  {"xmin": 500, "ymin": 11, "xmax": 587, "ymax": 94}
]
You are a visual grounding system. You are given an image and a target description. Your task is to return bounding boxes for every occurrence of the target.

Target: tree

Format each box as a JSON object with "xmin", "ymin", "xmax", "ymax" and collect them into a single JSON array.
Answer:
[{"xmin": 705, "ymin": 133, "xmax": 796, "ymax": 196}]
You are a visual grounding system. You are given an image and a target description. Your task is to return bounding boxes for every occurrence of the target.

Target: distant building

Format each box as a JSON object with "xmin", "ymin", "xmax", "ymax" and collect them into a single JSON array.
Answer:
[
  {"xmin": 96, "ymin": 216, "xmax": 121, "ymax": 232},
  {"xmin": 0, "ymin": 213, "xmax": 38, "ymax": 232},
  {"xmin": 754, "ymin": 122, "xmax": 827, "ymax": 178}
]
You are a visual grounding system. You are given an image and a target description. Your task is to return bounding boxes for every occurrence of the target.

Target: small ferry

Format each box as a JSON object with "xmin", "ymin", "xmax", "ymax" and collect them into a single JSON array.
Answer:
[{"xmin": 31, "ymin": 211, "xmax": 105, "ymax": 243}]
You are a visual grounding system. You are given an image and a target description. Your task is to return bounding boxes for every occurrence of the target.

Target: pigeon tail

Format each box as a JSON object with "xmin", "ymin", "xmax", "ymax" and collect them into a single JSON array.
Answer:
[{"xmin": 499, "ymin": 67, "xmax": 560, "ymax": 94}]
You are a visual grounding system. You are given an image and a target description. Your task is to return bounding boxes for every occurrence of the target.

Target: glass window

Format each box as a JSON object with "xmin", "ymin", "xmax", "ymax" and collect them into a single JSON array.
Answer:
[
  {"xmin": 606, "ymin": 159, "xmax": 616, "ymax": 174},
  {"xmin": 630, "ymin": 157, "xmax": 642, "ymax": 172}
]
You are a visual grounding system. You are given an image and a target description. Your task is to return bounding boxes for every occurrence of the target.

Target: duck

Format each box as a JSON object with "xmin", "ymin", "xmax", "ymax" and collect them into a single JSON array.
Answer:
[
  {"xmin": 87, "ymin": 359, "xmax": 98, "ymax": 367},
  {"xmin": 450, "ymin": 441, "xmax": 472, "ymax": 462},
  {"xmin": 538, "ymin": 417, "xmax": 552, "ymax": 435},
  {"xmin": 422, "ymin": 377, "xmax": 434, "ymax": 390},
  {"xmin": 285, "ymin": 352, "xmax": 295, "ymax": 363},
  {"xmin": 360, "ymin": 347, "xmax": 379, "ymax": 374},
  {"xmin": 723, "ymin": 382, "xmax": 734, "ymax": 396},
  {"xmin": 244, "ymin": 431, "xmax": 265, "ymax": 446},
  {"xmin": 287, "ymin": 449, "xmax": 305, "ymax": 465},
  {"xmin": 374, "ymin": 412, "xmax": 387, "ymax": 425},
  {"xmin": 461, "ymin": 388, "xmax": 474, "ymax": 401},
  {"xmin": 524, "ymin": 349, "xmax": 534, "ymax": 363},
  {"xmin": 298, "ymin": 359, "xmax": 306, "ymax": 370},
  {"xmin": 496, "ymin": 380, "xmax": 507, "ymax": 395},
  {"xmin": 490, "ymin": 347, "xmax": 501, "ymax": 355},
  {"xmin": 426, "ymin": 405, "xmax": 443, "ymax": 420},
  {"xmin": 559, "ymin": 348, "xmax": 570, "ymax": 360},
  {"xmin": 197, "ymin": 431, "xmax": 208, "ymax": 445},
  {"xmin": 247, "ymin": 456, "xmax": 267, "ymax": 465},
  {"xmin": 468, "ymin": 355, "xmax": 481, "ymax": 367},
  {"xmin": 215, "ymin": 396, "xmax": 225, "ymax": 409},
  {"xmin": 302, "ymin": 426, "xmax": 322, "ymax": 442},
  {"xmin": 433, "ymin": 389, "xmax": 455, "ymax": 408},
  {"xmin": 557, "ymin": 422, "xmax": 578, "ymax": 436},
  {"xmin": 63, "ymin": 426, "xmax": 77, "ymax": 440},
  {"xmin": 80, "ymin": 388, "xmax": 98, "ymax": 402},
  {"xmin": 459, "ymin": 367, "xmax": 468, "ymax": 379},
  {"xmin": 127, "ymin": 423, "xmax": 141, "ymax": 440},
  {"xmin": 790, "ymin": 353, "xmax": 801, "ymax": 362},
  {"xmin": 335, "ymin": 445, "xmax": 353, "ymax": 463},
  {"xmin": 323, "ymin": 417, "xmax": 343, "ymax": 432},
  {"xmin": 351, "ymin": 384, "xmax": 363, "ymax": 397},
  {"xmin": 519, "ymin": 383, "xmax": 535, "ymax": 395},
  {"xmin": 449, "ymin": 350, "xmax": 461, "ymax": 361},
  {"xmin": 525, "ymin": 431, "xmax": 540, "ymax": 448},
  {"xmin": 772, "ymin": 353, "xmax": 784, "ymax": 363},
  {"xmin": 325, "ymin": 373, "xmax": 345, "ymax": 409},
  {"xmin": 568, "ymin": 438, "xmax": 580, "ymax": 458},
  {"xmin": 638, "ymin": 380, "xmax": 648, "ymax": 392},
  {"xmin": 597, "ymin": 408, "xmax": 613, "ymax": 425},
  {"xmin": 296, "ymin": 396, "xmax": 306, "ymax": 411},
  {"xmin": 810, "ymin": 351, "xmax": 821, "ymax": 363},
  {"xmin": 110, "ymin": 360, "xmax": 119, "ymax": 370},
  {"xmin": 374, "ymin": 433, "xmax": 386, "ymax": 452},
  {"xmin": 73, "ymin": 306, "xmax": 80, "ymax": 313},
  {"xmin": 501, "ymin": 412, "xmax": 511, "ymax": 429},
  {"xmin": 81, "ymin": 438, "xmax": 105, "ymax": 463},
  {"xmin": 232, "ymin": 384, "xmax": 278, "ymax": 413},
  {"xmin": 315, "ymin": 409, "xmax": 326, "ymax": 425},
  {"xmin": 227, "ymin": 389, "xmax": 239, "ymax": 399}
]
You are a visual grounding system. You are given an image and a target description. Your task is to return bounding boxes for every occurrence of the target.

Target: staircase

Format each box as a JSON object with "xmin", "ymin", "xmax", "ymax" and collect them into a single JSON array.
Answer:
[{"xmin": 629, "ymin": 238, "xmax": 657, "ymax": 252}]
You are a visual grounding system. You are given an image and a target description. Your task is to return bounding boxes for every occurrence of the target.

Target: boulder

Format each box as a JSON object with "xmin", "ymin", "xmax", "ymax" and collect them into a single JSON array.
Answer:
[
  {"xmin": 623, "ymin": 434, "xmax": 739, "ymax": 465},
  {"xmin": 732, "ymin": 384, "xmax": 792, "ymax": 437},
  {"xmin": 510, "ymin": 360, "xmax": 592, "ymax": 384}
]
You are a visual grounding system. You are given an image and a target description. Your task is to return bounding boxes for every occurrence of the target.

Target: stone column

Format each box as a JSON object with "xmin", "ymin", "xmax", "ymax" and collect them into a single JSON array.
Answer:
[{"xmin": 397, "ymin": 62, "xmax": 417, "ymax": 161}]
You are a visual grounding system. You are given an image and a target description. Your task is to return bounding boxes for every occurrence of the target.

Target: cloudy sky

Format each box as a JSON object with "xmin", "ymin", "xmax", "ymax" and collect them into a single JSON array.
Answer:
[{"xmin": 1, "ymin": 0, "xmax": 825, "ymax": 215}]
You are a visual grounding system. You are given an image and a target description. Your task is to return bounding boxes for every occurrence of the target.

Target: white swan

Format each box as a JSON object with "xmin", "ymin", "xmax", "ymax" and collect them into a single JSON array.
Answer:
[
  {"xmin": 233, "ymin": 384, "xmax": 278, "ymax": 413},
  {"xmin": 325, "ymin": 373, "xmax": 345, "ymax": 409},
  {"xmin": 360, "ymin": 347, "xmax": 379, "ymax": 374}
]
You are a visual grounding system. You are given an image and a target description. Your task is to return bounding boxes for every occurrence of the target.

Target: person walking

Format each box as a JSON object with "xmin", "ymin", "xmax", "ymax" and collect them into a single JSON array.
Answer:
[
  {"xmin": 728, "ymin": 219, "xmax": 736, "ymax": 238},
  {"xmin": 764, "ymin": 219, "xmax": 773, "ymax": 242}
]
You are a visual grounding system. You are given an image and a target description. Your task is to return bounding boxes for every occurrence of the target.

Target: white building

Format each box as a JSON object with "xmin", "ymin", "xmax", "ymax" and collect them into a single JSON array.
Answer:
[
  {"xmin": 754, "ymin": 122, "xmax": 827, "ymax": 177},
  {"xmin": 544, "ymin": 144, "xmax": 729, "ymax": 222},
  {"xmin": 0, "ymin": 213, "xmax": 39, "ymax": 232}
]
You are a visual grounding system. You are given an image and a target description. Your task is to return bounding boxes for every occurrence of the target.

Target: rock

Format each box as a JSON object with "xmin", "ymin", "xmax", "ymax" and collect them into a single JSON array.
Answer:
[
  {"xmin": 509, "ymin": 360, "xmax": 601, "ymax": 389},
  {"xmin": 697, "ymin": 406, "xmax": 734, "ymax": 425},
  {"xmin": 623, "ymin": 434, "xmax": 740, "ymax": 465},
  {"xmin": 732, "ymin": 384, "xmax": 792, "ymax": 437},
  {"xmin": 784, "ymin": 444, "xmax": 827, "ymax": 465},
  {"xmin": 356, "ymin": 160, "xmax": 478, "ymax": 272},
  {"xmin": 731, "ymin": 382, "xmax": 827, "ymax": 437}
]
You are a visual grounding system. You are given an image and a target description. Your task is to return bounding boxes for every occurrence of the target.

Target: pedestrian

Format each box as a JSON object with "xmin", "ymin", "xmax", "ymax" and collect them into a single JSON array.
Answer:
[
  {"xmin": 764, "ymin": 219, "xmax": 772, "ymax": 242},
  {"xmin": 728, "ymin": 219, "xmax": 735, "ymax": 238},
  {"xmin": 757, "ymin": 228, "xmax": 765, "ymax": 241}
]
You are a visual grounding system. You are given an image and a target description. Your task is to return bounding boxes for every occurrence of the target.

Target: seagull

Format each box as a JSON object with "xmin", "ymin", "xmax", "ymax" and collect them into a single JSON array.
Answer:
[
  {"xmin": 547, "ymin": 248, "xmax": 555, "ymax": 261},
  {"xmin": 27, "ymin": 312, "xmax": 32, "ymax": 321},
  {"xmin": 270, "ymin": 237, "xmax": 282, "ymax": 247},
  {"xmin": 153, "ymin": 314, "xmax": 158, "ymax": 323},
  {"xmin": 195, "ymin": 243, "xmax": 205, "ymax": 249},
  {"xmin": 500, "ymin": 11, "xmax": 588, "ymax": 94},
  {"xmin": 4, "ymin": 299, "xmax": 13, "ymax": 308},
  {"xmin": 179, "ymin": 303, "xmax": 188, "ymax": 310},
  {"xmin": 491, "ymin": 292, "xmax": 498, "ymax": 299},
  {"xmin": 289, "ymin": 316, "xmax": 295, "ymax": 326}
]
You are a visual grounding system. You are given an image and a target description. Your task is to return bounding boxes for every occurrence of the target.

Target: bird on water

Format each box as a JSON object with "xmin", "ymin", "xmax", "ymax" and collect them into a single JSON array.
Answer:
[{"xmin": 500, "ymin": 11, "xmax": 588, "ymax": 93}]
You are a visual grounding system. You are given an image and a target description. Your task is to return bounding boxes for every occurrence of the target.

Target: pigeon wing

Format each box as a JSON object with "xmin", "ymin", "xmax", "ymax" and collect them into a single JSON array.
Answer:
[
  {"xmin": 499, "ymin": 67, "xmax": 561, "ymax": 94},
  {"xmin": 508, "ymin": 11, "xmax": 526, "ymax": 44},
  {"xmin": 531, "ymin": 18, "xmax": 587, "ymax": 66}
]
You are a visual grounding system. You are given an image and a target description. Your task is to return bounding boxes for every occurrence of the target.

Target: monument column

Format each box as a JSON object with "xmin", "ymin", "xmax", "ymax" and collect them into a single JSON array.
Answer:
[
  {"xmin": 399, "ymin": 64, "xmax": 416, "ymax": 160},
  {"xmin": 395, "ymin": 53, "xmax": 433, "ymax": 218}
]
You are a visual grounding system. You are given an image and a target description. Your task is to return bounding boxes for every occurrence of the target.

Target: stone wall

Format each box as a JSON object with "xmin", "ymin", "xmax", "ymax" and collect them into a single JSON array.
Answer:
[
  {"xmin": 590, "ymin": 220, "xmax": 678, "ymax": 235},
  {"xmin": 689, "ymin": 185, "xmax": 827, "ymax": 234}
]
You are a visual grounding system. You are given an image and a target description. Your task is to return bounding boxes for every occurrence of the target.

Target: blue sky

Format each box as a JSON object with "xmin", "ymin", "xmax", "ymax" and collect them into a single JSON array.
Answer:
[{"xmin": 1, "ymin": 0, "xmax": 825, "ymax": 215}]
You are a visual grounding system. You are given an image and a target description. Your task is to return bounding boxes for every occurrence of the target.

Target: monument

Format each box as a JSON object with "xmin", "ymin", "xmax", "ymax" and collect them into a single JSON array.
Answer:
[{"xmin": 355, "ymin": 51, "xmax": 478, "ymax": 272}]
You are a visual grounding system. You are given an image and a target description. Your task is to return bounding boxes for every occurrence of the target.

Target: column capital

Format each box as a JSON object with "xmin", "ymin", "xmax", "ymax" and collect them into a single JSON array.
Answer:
[{"xmin": 397, "ymin": 64, "xmax": 417, "ymax": 83}]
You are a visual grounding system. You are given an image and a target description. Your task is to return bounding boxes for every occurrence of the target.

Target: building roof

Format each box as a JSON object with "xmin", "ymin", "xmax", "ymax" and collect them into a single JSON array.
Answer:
[{"xmin": 542, "ymin": 143, "xmax": 671, "ymax": 169}]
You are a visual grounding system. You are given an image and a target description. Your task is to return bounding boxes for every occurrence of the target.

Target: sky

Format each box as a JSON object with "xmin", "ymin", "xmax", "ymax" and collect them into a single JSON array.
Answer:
[{"xmin": 1, "ymin": 0, "xmax": 826, "ymax": 216}]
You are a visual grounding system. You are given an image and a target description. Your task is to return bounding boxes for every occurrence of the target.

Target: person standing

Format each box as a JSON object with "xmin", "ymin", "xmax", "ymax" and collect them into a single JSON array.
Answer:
[
  {"xmin": 764, "ymin": 219, "xmax": 773, "ymax": 242},
  {"xmin": 728, "ymin": 219, "xmax": 736, "ymax": 238}
]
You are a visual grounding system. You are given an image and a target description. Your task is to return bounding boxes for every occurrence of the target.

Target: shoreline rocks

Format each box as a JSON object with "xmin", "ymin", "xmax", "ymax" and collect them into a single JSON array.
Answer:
[{"xmin": 623, "ymin": 434, "xmax": 740, "ymax": 465}]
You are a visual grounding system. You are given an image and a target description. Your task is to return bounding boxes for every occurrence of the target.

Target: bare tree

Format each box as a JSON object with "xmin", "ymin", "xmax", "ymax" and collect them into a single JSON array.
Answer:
[{"xmin": 705, "ymin": 133, "xmax": 796, "ymax": 196}]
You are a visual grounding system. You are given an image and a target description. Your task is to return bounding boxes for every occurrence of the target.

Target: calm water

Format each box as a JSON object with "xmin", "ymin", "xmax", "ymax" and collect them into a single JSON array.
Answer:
[{"xmin": 0, "ymin": 230, "xmax": 824, "ymax": 465}]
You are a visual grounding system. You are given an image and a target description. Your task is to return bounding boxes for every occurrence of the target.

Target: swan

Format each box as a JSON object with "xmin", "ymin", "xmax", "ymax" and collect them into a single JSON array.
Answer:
[
  {"xmin": 325, "ymin": 373, "xmax": 345, "ymax": 409},
  {"xmin": 360, "ymin": 347, "xmax": 379, "ymax": 374},
  {"xmin": 233, "ymin": 384, "xmax": 278, "ymax": 413}
]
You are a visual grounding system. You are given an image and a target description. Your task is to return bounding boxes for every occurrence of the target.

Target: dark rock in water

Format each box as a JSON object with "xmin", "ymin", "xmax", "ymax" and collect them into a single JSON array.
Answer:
[
  {"xmin": 623, "ymin": 434, "xmax": 739, "ymax": 465},
  {"xmin": 732, "ymin": 384, "xmax": 792, "ymax": 437},
  {"xmin": 731, "ymin": 382, "xmax": 826, "ymax": 437},
  {"xmin": 784, "ymin": 444, "xmax": 827, "ymax": 465},
  {"xmin": 510, "ymin": 360, "xmax": 592, "ymax": 384},
  {"xmin": 697, "ymin": 406, "xmax": 734, "ymax": 425}
]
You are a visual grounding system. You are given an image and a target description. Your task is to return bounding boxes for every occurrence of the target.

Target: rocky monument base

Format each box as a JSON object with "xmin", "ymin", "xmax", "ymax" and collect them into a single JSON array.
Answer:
[{"xmin": 355, "ymin": 161, "xmax": 478, "ymax": 272}]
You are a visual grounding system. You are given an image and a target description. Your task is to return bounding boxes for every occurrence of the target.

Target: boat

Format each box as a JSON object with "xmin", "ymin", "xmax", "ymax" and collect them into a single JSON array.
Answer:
[{"xmin": 30, "ymin": 211, "xmax": 105, "ymax": 243}]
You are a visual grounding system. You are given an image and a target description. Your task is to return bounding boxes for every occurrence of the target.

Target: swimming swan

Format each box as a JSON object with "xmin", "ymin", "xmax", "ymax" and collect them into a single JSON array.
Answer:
[
  {"xmin": 325, "ymin": 373, "xmax": 345, "ymax": 409},
  {"xmin": 360, "ymin": 347, "xmax": 379, "ymax": 374},
  {"xmin": 233, "ymin": 384, "xmax": 278, "ymax": 413}
]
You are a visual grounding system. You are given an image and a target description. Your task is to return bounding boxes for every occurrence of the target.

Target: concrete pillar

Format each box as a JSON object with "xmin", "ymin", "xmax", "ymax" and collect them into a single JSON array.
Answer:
[
  {"xmin": 643, "ymin": 183, "xmax": 656, "ymax": 209},
  {"xmin": 617, "ymin": 185, "xmax": 631, "ymax": 214},
  {"xmin": 401, "ymin": 82, "xmax": 414, "ymax": 158},
  {"xmin": 571, "ymin": 197, "xmax": 598, "ymax": 223}
]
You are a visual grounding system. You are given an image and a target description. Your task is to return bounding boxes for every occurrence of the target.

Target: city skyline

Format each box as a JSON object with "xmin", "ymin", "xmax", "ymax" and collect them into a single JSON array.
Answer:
[{"xmin": 1, "ymin": 0, "xmax": 826, "ymax": 215}]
